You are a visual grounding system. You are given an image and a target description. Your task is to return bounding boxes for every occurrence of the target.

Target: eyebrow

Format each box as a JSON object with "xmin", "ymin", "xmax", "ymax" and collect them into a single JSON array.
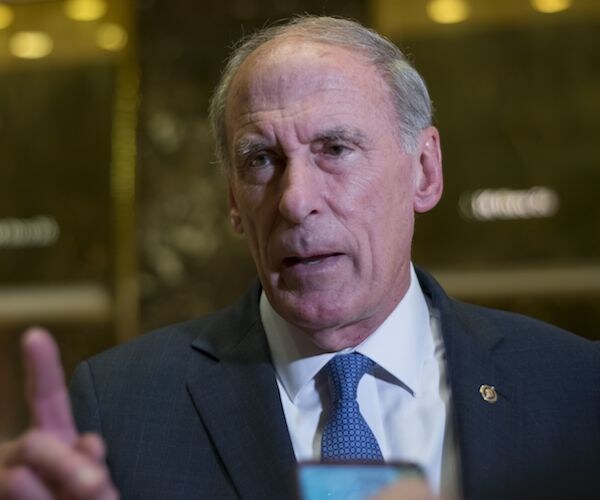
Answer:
[
  {"xmin": 234, "ymin": 138, "xmax": 269, "ymax": 159},
  {"xmin": 233, "ymin": 126, "xmax": 370, "ymax": 158},
  {"xmin": 314, "ymin": 126, "xmax": 370, "ymax": 147}
]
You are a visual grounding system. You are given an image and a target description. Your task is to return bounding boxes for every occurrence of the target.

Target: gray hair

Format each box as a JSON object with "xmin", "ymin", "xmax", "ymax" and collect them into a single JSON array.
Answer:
[{"xmin": 208, "ymin": 15, "xmax": 433, "ymax": 170}]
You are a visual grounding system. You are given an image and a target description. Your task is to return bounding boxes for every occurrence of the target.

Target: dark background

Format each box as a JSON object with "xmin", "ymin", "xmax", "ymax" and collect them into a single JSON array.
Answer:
[{"xmin": 1, "ymin": 0, "xmax": 598, "ymax": 437}]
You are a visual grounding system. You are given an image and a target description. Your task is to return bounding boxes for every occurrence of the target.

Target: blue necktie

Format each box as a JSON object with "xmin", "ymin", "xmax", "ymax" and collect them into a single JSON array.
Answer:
[{"xmin": 321, "ymin": 352, "xmax": 384, "ymax": 462}]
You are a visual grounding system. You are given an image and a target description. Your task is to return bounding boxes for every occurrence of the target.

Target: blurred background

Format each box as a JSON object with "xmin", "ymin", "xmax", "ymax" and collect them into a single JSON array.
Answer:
[{"xmin": 1, "ymin": 0, "xmax": 598, "ymax": 437}]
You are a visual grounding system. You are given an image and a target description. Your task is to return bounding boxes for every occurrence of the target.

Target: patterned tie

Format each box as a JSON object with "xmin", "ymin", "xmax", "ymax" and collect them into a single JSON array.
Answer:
[{"xmin": 321, "ymin": 352, "xmax": 384, "ymax": 462}]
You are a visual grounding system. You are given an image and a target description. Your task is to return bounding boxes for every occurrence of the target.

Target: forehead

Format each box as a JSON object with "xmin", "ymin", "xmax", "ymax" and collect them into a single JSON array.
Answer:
[{"xmin": 225, "ymin": 39, "xmax": 393, "ymax": 131}]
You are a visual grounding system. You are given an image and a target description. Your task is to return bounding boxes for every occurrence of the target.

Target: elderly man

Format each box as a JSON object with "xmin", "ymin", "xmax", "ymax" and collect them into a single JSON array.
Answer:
[{"xmin": 1, "ymin": 16, "xmax": 599, "ymax": 500}]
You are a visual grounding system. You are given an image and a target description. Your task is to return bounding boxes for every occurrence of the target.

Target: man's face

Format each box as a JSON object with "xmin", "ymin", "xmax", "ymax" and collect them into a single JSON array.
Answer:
[{"xmin": 226, "ymin": 39, "xmax": 442, "ymax": 350}]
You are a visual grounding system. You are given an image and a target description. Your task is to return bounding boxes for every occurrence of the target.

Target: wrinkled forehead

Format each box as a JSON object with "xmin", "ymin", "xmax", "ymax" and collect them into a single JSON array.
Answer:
[{"xmin": 224, "ymin": 37, "xmax": 389, "ymax": 127}]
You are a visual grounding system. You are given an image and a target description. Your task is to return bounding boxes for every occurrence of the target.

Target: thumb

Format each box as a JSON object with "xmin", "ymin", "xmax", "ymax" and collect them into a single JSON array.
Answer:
[
  {"xmin": 76, "ymin": 433, "xmax": 107, "ymax": 463},
  {"xmin": 22, "ymin": 327, "xmax": 78, "ymax": 444}
]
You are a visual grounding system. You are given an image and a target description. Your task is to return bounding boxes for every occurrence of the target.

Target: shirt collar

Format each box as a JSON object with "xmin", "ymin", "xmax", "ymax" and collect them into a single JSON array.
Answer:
[
  {"xmin": 261, "ymin": 265, "xmax": 433, "ymax": 403},
  {"xmin": 260, "ymin": 293, "xmax": 333, "ymax": 403}
]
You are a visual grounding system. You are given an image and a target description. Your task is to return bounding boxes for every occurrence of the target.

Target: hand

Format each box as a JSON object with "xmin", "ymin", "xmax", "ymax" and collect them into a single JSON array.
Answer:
[{"xmin": 0, "ymin": 328, "xmax": 118, "ymax": 499}]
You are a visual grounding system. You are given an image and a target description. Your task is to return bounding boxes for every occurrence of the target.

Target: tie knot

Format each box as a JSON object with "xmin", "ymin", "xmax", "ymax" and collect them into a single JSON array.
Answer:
[{"xmin": 325, "ymin": 352, "xmax": 375, "ymax": 401}]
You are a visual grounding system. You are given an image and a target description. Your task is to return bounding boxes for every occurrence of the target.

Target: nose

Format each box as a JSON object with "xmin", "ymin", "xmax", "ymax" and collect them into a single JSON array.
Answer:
[{"xmin": 278, "ymin": 159, "xmax": 322, "ymax": 224}]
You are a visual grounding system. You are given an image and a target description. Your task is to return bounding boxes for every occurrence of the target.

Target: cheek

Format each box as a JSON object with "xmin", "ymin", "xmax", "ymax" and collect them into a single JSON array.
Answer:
[
  {"xmin": 354, "ymin": 172, "xmax": 415, "ymax": 265},
  {"xmin": 234, "ymin": 184, "xmax": 266, "ymax": 227},
  {"xmin": 339, "ymin": 166, "xmax": 413, "ymax": 223},
  {"xmin": 235, "ymin": 189, "xmax": 279, "ymax": 264}
]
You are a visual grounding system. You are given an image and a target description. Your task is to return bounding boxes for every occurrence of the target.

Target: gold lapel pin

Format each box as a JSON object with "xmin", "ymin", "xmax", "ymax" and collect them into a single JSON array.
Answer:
[{"xmin": 479, "ymin": 384, "xmax": 498, "ymax": 403}]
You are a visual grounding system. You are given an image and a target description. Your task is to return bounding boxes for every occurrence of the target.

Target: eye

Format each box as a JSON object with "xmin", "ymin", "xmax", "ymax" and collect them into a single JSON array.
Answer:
[
  {"xmin": 325, "ymin": 144, "xmax": 345, "ymax": 155},
  {"xmin": 244, "ymin": 150, "xmax": 281, "ymax": 170},
  {"xmin": 247, "ymin": 152, "xmax": 273, "ymax": 168},
  {"xmin": 321, "ymin": 142, "xmax": 352, "ymax": 158},
  {"xmin": 236, "ymin": 150, "xmax": 280, "ymax": 185}
]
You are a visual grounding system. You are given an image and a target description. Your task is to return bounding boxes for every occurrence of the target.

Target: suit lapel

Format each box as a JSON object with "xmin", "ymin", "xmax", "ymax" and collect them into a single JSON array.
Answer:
[
  {"xmin": 184, "ymin": 271, "xmax": 525, "ymax": 498},
  {"xmin": 417, "ymin": 269, "xmax": 520, "ymax": 498},
  {"xmin": 185, "ymin": 285, "xmax": 296, "ymax": 499},
  {"xmin": 441, "ymin": 309, "xmax": 519, "ymax": 498}
]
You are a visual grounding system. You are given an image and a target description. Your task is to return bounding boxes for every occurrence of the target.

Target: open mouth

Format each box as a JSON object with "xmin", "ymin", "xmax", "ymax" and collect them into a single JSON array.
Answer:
[{"xmin": 283, "ymin": 253, "xmax": 343, "ymax": 267}]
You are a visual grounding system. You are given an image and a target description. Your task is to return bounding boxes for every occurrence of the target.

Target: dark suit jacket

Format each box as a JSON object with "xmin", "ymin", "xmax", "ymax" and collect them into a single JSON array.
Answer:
[{"xmin": 70, "ymin": 269, "xmax": 600, "ymax": 499}]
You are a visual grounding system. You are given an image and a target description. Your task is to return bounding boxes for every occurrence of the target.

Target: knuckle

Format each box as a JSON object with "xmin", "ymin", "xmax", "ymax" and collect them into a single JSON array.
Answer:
[
  {"xmin": 78, "ymin": 433, "xmax": 106, "ymax": 460},
  {"xmin": 109, "ymin": 486, "xmax": 121, "ymax": 500},
  {"xmin": 19, "ymin": 430, "xmax": 44, "ymax": 459},
  {"xmin": 2, "ymin": 466, "xmax": 31, "ymax": 497},
  {"xmin": 73, "ymin": 464, "xmax": 110, "ymax": 496}
]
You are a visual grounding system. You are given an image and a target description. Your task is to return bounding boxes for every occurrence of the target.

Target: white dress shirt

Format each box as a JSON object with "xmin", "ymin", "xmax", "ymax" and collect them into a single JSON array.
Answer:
[{"xmin": 260, "ymin": 265, "xmax": 460, "ymax": 497}]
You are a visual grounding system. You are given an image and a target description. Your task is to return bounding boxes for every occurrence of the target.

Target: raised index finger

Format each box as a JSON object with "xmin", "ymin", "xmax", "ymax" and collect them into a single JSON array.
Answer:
[{"xmin": 22, "ymin": 328, "xmax": 77, "ymax": 444}]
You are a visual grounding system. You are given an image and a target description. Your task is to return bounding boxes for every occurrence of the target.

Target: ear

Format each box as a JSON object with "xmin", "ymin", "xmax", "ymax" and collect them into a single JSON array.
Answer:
[
  {"xmin": 413, "ymin": 126, "xmax": 443, "ymax": 213},
  {"xmin": 228, "ymin": 185, "xmax": 244, "ymax": 234}
]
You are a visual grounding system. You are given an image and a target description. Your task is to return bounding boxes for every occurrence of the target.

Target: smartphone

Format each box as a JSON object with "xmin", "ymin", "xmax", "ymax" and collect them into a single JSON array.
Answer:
[{"xmin": 296, "ymin": 461, "xmax": 423, "ymax": 500}]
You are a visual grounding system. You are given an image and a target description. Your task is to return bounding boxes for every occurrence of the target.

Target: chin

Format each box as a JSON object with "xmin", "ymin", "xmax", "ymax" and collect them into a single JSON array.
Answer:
[
  {"xmin": 275, "ymin": 294, "xmax": 370, "ymax": 344},
  {"xmin": 305, "ymin": 322, "xmax": 372, "ymax": 351},
  {"xmin": 276, "ymin": 299, "xmax": 341, "ymax": 331}
]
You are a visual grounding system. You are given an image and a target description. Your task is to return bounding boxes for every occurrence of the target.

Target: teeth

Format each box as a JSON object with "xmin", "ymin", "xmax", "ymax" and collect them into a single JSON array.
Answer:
[
  {"xmin": 285, "ymin": 255, "xmax": 323, "ymax": 266},
  {"xmin": 284, "ymin": 253, "xmax": 341, "ymax": 266},
  {"xmin": 305, "ymin": 257, "xmax": 322, "ymax": 264}
]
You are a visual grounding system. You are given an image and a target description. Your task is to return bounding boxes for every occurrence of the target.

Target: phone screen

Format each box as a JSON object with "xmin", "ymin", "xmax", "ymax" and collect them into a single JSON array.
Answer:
[{"xmin": 297, "ymin": 461, "xmax": 423, "ymax": 500}]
